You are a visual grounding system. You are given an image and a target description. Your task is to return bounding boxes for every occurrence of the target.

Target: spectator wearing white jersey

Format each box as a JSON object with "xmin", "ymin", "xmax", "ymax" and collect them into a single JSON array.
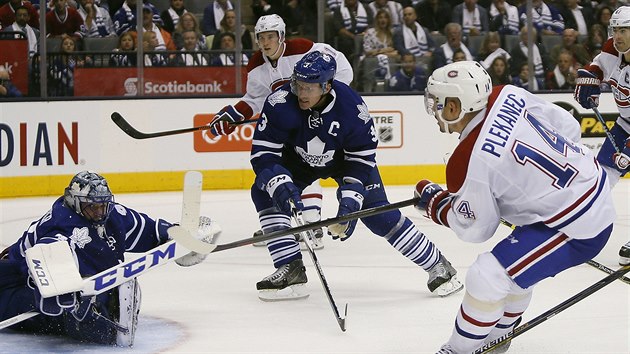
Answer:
[
  {"xmin": 392, "ymin": 6, "xmax": 434, "ymax": 70},
  {"xmin": 77, "ymin": 0, "xmax": 115, "ymax": 37}
]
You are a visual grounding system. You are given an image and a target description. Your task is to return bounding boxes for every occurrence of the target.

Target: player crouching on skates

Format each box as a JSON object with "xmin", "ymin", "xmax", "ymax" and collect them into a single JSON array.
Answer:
[
  {"xmin": 416, "ymin": 62, "xmax": 615, "ymax": 353},
  {"xmin": 250, "ymin": 51, "xmax": 463, "ymax": 302},
  {"xmin": 0, "ymin": 171, "xmax": 220, "ymax": 346},
  {"xmin": 573, "ymin": 6, "xmax": 630, "ymax": 266}
]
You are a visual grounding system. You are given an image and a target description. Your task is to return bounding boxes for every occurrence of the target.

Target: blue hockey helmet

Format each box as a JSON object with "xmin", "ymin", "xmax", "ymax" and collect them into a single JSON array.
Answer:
[
  {"xmin": 291, "ymin": 51, "xmax": 337, "ymax": 94},
  {"xmin": 64, "ymin": 171, "xmax": 114, "ymax": 224}
]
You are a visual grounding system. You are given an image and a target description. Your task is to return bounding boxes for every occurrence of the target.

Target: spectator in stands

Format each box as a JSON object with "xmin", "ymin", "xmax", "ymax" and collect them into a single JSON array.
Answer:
[
  {"xmin": 175, "ymin": 29, "xmax": 208, "ymax": 66},
  {"xmin": 487, "ymin": 55, "xmax": 511, "ymax": 86},
  {"xmin": 518, "ymin": 0, "xmax": 565, "ymax": 35},
  {"xmin": 2, "ymin": 5, "xmax": 39, "ymax": 58},
  {"xmin": 509, "ymin": 26, "xmax": 549, "ymax": 81},
  {"xmin": 488, "ymin": 0, "xmax": 520, "ymax": 35},
  {"xmin": 211, "ymin": 31, "xmax": 249, "ymax": 66},
  {"xmin": 545, "ymin": 49, "xmax": 577, "ymax": 90},
  {"xmin": 451, "ymin": 0, "xmax": 489, "ymax": 39},
  {"xmin": 142, "ymin": 30, "xmax": 168, "ymax": 66},
  {"xmin": 141, "ymin": 4, "xmax": 175, "ymax": 51},
  {"xmin": 211, "ymin": 9, "xmax": 252, "ymax": 50},
  {"xmin": 476, "ymin": 31, "xmax": 511, "ymax": 69},
  {"xmin": 77, "ymin": 0, "xmax": 115, "ymax": 37},
  {"xmin": 595, "ymin": 5, "xmax": 613, "ymax": 28},
  {"xmin": 49, "ymin": 35, "xmax": 88, "ymax": 96},
  {"xmin": 511, "ymin": 62, "xmax": 545, "ymax": 91},
  {"xmin": 109, "ymin": 31, "xmax": 136, "ymax": 66},
  {"xmin": 452, "ymin": 48, "xmax": 467, "ymax": 62},
  {"xmin": 585, "ymin": 23, "xmax": 606, "ymax": 58},
  {"xmin": 367, "ymin": 0, "xmax": 403, "ymax": 29},
  {"xmin": 46, "ymin": 0, "xmax": 87, "ymax": 40},
  {"xmin": 393, "ymin": 6, "xmax": 434, "ymax": 70},
  {"xmin": 0, "ymin": 65, "xmax": 22, "ymax": 98},
  {"xmin": 113, "ymin": 0, "xmax": 161, "ymax": 36},
  {"xmin": 558, "ymin": 0, "xmax": 594, "ymax": 37},
  {"xmin": 250, "ymin": 0, "xmax": 304, "ymax": 36},
  {"xmin": 415, "ymin": 0, "xmax": 451, "ymax": 34},
  {"xmin": 326, "ymin": 0, "xmax": 343, "ymax": 13},
  {"xmin": 202, "ymin": 0, "xmax": 232, "ymax": 36},
  {"xmin": 332, "ymin": 0, "xmax": 372, "ymax": 63},
  {"xmin": 386, "ymin": 52, "xmax": 426, "ymax": 92},
  {"xmin": 160, "ymin": 0, "xmax": 187, "ymax": 33},
  {"xmin": 0, "ymin": 0, "xmax": 39, "ymax": 29},
  {"xmin": 432, "ymin": 22, "xmax": 474, "ymax": 69},
  {"xmin": 549, "ymin": 28, "xmax": 590, "ymax": 67},
  {"xmin": 173, "ymin": 12, "xmax": 206, "ymax": 50},
  {"xmin": 361, "ymin": 8, "xmax": 399, "ymax": 91}
]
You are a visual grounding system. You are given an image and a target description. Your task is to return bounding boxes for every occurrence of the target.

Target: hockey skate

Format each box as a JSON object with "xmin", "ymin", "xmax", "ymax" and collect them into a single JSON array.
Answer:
[
  {"xmin": 298, "ymin": 227, "xmax": 324, "ymax": 250},
  {"xmin": 619, "ymin": 241, "xmax": 630, "ymax": 266},
  {"xmin": 427, "ymin": 255, "xmax": 463, "ymax": 297},
  {"xmin": 257, "ymin": 259, "xmax": 309, "ymax": 301}
]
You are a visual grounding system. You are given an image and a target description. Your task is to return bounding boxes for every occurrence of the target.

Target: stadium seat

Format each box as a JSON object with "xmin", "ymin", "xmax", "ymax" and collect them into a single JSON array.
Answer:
[{"xmin": 84, "ymin": 37, "xmax": 119, "ymax": 52}]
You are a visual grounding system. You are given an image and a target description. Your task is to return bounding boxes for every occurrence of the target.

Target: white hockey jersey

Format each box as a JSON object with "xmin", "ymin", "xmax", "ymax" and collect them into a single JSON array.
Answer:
[
  {"xmin": 443, "ymin": 85, "xmax": 615, "ymax": 243},
  {"xmin": 586, "ymin": 38, "xmax": 630, "ymax": 131},
  {"xmin": 232, "ymin": 38, "xmax": 354, "ymax": 119}
]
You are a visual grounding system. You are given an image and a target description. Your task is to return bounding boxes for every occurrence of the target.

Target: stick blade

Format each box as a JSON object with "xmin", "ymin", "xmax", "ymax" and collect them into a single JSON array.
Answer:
[
  {"xmin": 168, "ymin": 225, "xmax": 217, "ymax": 254},
  {"xmin": 111, "ymin": 112, "xmax": 149, "ymax": 139},
  {"xmin": 181, "ymin": 171, "xmax": 203, "ymax": 232}
]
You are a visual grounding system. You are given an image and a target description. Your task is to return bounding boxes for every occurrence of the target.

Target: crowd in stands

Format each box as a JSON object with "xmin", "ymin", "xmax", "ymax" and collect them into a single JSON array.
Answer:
[{"xmin": 0, "ymin": 0, "xmax": 623, "ymax": 97}]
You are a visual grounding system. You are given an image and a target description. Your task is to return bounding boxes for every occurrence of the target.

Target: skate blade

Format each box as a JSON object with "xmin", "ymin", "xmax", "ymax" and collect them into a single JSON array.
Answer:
[
  {"xmin": 434, "ymin": 276, "xmax": 464, "ymax": 297},
  {"xmin": 258, "ymin": 284, "xmax": 309, "ymax": 302},
  {"xmin": 619, "ymin": 256, "xmax": 630, "ymax": 266}
]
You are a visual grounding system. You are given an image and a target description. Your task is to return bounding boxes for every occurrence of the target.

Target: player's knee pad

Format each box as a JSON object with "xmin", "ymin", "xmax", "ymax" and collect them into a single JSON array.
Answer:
[
  {"xmin": 466, "ymin": 252, "xmax": 518, "ymax": 304},
  {"xmin": 301, "ymin": 181, "xmax": 322, "ymax": 223},
  {"xmin": 258, "ymin": 207, "xmax": 291, "ymax": 234},
  {"xmin": 597, "ymin": 123, "xmax": 630, "ymax": 176}
]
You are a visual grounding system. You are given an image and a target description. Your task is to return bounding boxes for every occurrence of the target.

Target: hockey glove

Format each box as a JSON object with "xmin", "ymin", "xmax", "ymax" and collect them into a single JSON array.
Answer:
[
  {"xmin": 414, "ymin": 180, "xmax": 453, "ymax": 226},
  {"xmin": 210, "ymin": 105, "xmax": 244, "ymax": 136},
  {"xmin": 176, "ymin": 216, "xmax": 222, "ymax": 267},
  {"xmin": 29, "ymin": 276, "xmax": 77, "ymax": 316},
  {"xmin": 574, "ymin": 69, "xmax": 601, "ymax": 109},
  {"xmin": 256, "ymin": 165, "xmax": 304, "ymax": 214},
  {"xmin": 613, "ymin": 137, "xmax": 630, "ymax": 171},
  {"xmin": 328, "ymin": 183, "xmax": 365, "ymax": 241}
]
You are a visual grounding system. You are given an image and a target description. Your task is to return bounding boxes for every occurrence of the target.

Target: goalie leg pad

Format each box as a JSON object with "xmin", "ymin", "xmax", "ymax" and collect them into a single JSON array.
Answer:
[{"xmin": 115, "ymin": 278, "xmax": 141, "ymax": 347}]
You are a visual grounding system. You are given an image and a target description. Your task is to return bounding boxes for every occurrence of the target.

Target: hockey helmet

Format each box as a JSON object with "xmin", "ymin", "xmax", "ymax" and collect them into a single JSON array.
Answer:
[
  {"xmin": 608, "ymin": 6, "xmax": 630, "ymax": 52},
  {"xmin": 255, "ymin": 14, "xmax": 286, "ymax": 43},
  {"xmin": 64, "ymin": 171, "xmax": 114, "ymax": 224},
  {"xmin": 291, "ymin": 51, "xmax": 337, "ymax": 94},
  {"xmin": 425, "ymin": 61, "xmax": 491, "ymax": 133}
]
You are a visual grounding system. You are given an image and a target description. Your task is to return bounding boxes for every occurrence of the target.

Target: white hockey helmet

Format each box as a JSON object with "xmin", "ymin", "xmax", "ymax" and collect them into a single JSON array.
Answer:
[
  {"xmin": 608, "ymin": 6, "xmax": 630, "ymax": 52},
  {"xmin": 425, "ymin": 61, "xmax": 491, "ymax": 133},
  {"xmin": 255, "ymin": 14, "xmax": 286, "ymax": 43}
]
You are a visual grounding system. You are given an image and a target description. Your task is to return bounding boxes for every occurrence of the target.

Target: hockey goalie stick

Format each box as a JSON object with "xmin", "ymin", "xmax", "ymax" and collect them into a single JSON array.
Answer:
[
  {"xmin": 475, "ymin": 264, "xmax": 630, "ymax": 353},
  {"xmin": 1, "ymin": 171, "xmax": 204, "ymax": 330},
  {"xmin": 168, "ymin": 196, "xmax": 421, "ymax": 254},
  {"xmin": 111, "ymin": 112, "xmax": 257, "ymax": 140},
  {"xmin": 589, "ymin": 98, "xmax": 621, "ymax": 153},
  {"xmin": 292, "ymin": 205, "xmax": 347, "ymax": 332}
]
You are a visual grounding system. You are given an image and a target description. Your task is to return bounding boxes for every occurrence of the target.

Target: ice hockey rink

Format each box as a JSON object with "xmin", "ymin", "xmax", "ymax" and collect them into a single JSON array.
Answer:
[{"xmin": 0, "ymin": 182, "xmax": 628, "ymax": 354}]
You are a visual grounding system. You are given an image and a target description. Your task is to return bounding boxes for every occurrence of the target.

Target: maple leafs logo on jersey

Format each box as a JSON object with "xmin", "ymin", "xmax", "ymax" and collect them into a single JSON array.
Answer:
[
  {"xmin": 357, "ymin": 103, "xmax": 371, "ymax": 124},
  {"xmin": 295, "ymin": 136, "xmax": 334, "ymax": 167},
  {"xmin": 267, "ymin": 89, "xmax": 289, "ymax": 106},
  {"xmin": 70, "ymin": 227, "xmax": 92, "ymax": 249}
]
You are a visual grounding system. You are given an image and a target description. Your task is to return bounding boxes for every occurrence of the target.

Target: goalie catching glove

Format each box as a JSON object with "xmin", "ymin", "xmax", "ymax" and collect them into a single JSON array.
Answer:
[
  {"xmin": 328, "ymin": 183, "xmax": 365, "ymax": 241},
  {"xmin": 175, "ymin": 216, "xmax": 222, "ymax": 267},
  {"xmin": 574, "ymin": 69, "xmax": 601, "ymax": 109},
  {"xmin": 209, "ymin": 105, "xmax": 244, "ymax": 136},
  {"xmin": 414, "ymin": 180, "xmax": 454, "ymax": 227}
]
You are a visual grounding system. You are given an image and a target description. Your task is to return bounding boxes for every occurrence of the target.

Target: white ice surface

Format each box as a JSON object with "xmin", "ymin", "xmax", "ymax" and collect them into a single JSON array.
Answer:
[{"xmin": 0, "ymin": 182, "xmax": 628, "ymax": 353}]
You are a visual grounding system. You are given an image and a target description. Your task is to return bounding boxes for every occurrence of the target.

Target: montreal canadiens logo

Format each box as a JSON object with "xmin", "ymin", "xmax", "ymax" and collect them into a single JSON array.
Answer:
[{"xmin": 447, "ymin": 70, "xmax": 458, "ymax": 78}]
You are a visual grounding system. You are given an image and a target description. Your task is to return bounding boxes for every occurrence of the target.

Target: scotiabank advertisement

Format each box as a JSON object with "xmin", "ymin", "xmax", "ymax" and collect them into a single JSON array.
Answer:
[
  {"xmin": 74, "ymin": 67, "xmax": 247, "ymax": 96},
  {"xmin": 0, "ymin": 39, "xmax": 29, "ymax": 95}
]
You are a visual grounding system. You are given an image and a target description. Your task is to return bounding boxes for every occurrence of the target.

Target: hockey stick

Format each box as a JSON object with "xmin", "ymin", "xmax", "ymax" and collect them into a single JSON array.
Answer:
[
  {"xmin": 292, "ymin": 205, "xmax": 347, "ymax": 332},
  {"xmin": 586, "ymin": 259, "xmax": 630, "ymax": 285},
  {"xmin": 168, "ymin": 196, "xmax": 421, "ymax": 254},
  {"xmin": 589, "ymin": 98, "xmax": 621, "ymax": 153},
  {"xmin": 111, "ymin": 112, "xmax": 257, "ymax": 140},
  {"xmin": 1, "ymin": 171, "xmax": 204, "ymax": 330},
  {"xmin": 475, "ymin": 264, "xmax": 630, "ymax": 353}
]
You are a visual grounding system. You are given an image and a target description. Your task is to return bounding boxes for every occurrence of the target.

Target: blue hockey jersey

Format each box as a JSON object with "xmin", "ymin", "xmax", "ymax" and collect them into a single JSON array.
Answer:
[
  {"xmin": 7, "ymin": 197, "xmax": 172, "ymax": 278},
  {"xmin": 250, "ymin": 81, "xmax": 378, "ymax": 186}
]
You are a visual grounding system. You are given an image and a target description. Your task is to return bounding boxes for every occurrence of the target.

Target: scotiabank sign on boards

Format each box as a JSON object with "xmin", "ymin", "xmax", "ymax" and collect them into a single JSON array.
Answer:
[
  {"xmin": 0, "ymin": 39, "xmax": 29, "ymax": 95},
  {"xmin": 74, "ymin": 67, "xmax": 247, "ymax": 96}
]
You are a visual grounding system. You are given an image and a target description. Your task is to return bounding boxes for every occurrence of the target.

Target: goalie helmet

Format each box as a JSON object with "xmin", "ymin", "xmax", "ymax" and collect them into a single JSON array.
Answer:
[
  {"xmin": 425, "ymin": 61, "xmax": 491, "ymax": 133},
  {"xmin": 64, "ymin": 171, "xmax": 114, "ymax": 224},
  {"xmin": 291, "ymin": 51, "xmax": 336, "ymax": 94},
  {"xmin": 608, "ymin": 6, "xmax": 630, "ymax": 52},
  {"xmin": 255, "ymin": 14, "xmax": 286, "ymax": 43}
]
